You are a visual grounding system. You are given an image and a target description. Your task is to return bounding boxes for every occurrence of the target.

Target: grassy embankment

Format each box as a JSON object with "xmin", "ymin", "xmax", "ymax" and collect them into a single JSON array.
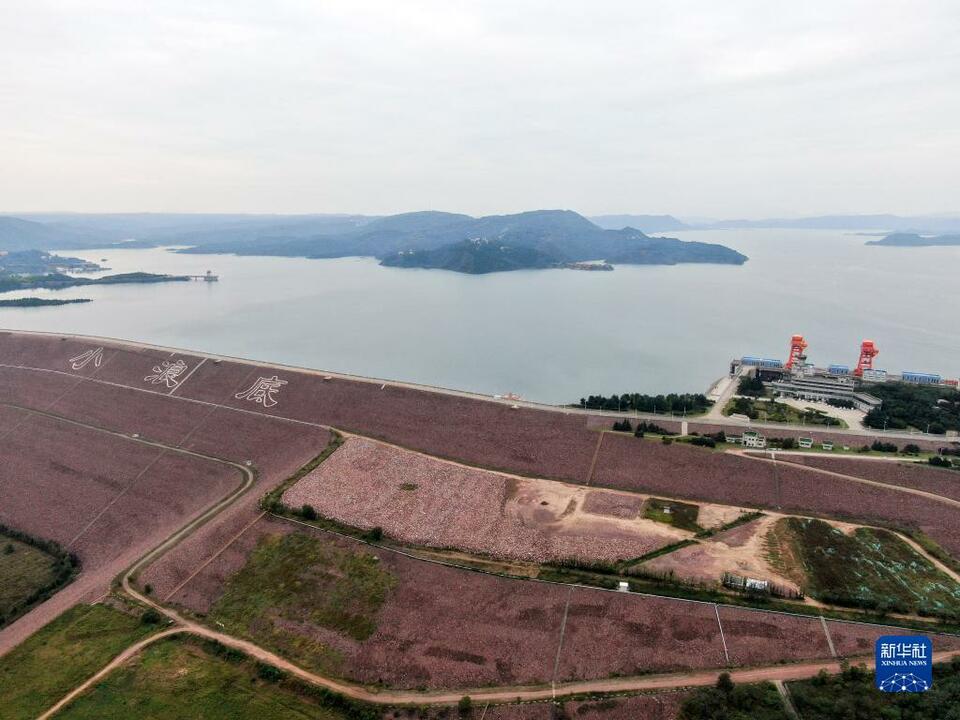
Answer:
[
  {"xmin": 768, "ymin": 517, "xmax": 960, "ymax": 617},
  {"xmin": 208, "ymin": 531, "xmax": 395, "ymax": 677},
  {"xmin": 0, "ymin": 526, "xmax": 80, "ymax": 629},
  {"xmin": 0, "ymin": 603, "xmax": 159, "ymax": 720},
  {"xmin": 642, "ymin": 497, "xmax": 703, "ymax": 532},
  {"xmin": 52, "ymin": 635, "xmax": 379, "ymax": 720}
]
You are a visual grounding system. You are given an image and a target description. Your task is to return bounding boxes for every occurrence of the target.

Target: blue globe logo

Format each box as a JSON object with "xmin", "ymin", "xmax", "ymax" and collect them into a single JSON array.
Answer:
[{"xmin": 878, "ymin": 672, "xmax": 930, "ymax": 693}]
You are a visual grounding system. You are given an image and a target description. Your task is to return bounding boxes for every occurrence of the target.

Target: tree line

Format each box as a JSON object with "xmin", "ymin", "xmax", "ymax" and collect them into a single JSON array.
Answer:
[
  {"xmin": 864, "ymin": 383, "xmax": 960, "ymax": 435},
  {"xmin": 579, "ymin": 392, "xmax": 713, "ymax": 414}
]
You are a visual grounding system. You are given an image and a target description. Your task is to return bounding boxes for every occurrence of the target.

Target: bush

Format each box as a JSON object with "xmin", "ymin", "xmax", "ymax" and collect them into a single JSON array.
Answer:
[
  {"xmin": 300, "ymin": 504, "xmax": 318, "ymax": 521},
  {"xmin": 367, "ymin": 526, "xmax": 383, "ymax": 542},
  {"xmin": 140, "ymin": 608, "xmax": 163, "ymax": 625},
  {"xmin": 688, "ymin": 436, "xmax": 716, "ymax": 448},
  {"xmin": 871, "ymin": 440, "xmax": 898, "ymax": 453},
  {"xmin": 930, "ymin": 456, "xmax": 953, "ymax": 468},
  {"xmin": 902, "ymin": 443, "xmax": 921, "ymax": 455},
  {"xmin": 737, "ymin": 376, "xmax": 765, "ymax": 397},
  {"xmin": 458, "ymin": 696, "xmax": 472, "ymax": 716},
  {"xmin": 3, "ymin": 543, "xmax": 14, "ymax": 555},
  {"xmin": 612, "ymin": 419, "xmax": 633, "ymax": 432},
  {"xmin": 826, "ymin": 398, "xmax": 855, "ymax": 409},
  {"xmin": 661, "ymin": 437, "xmax": 673, "ymax": 445},
  {"xmin": 256, "ymin": 662, "xmax": 286, "ymax": 682}
]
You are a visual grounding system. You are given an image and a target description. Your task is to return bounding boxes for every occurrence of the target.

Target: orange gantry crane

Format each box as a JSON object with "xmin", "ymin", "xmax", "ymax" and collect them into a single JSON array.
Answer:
[
  {"xmin": 854, "ymin": 340, "xmax": 879, "ymax": 377},
  {"xmin": 785, "ymin": 334, "xmax": 808, "ymax": 371}
]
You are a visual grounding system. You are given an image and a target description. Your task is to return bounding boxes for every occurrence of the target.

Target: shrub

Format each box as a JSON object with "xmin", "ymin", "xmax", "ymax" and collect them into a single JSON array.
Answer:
[
  {"xmin": 458, "ymin": 696, "xmax": 472, "ymax": 716},
  {"xmin": 141, "ymin": 608, "xmax": 162, "ymax": 625},
  {"xmin": 3, "ymin": 543, "xmax": 14, "ymax": 555},
  {"xmin": 930, "ymin": 456, "xmax": 952, "ymax": 468},
  {"xmin": 256, "ymin": 662, "xmax": 286, "ymax": 682},
  {"xmin": 902, "ymin": 443, "xmax": 921, "ymax": 455},
  {"xmin": 300, "ymin": 504, "xmax": 318, "ymax": 521}
]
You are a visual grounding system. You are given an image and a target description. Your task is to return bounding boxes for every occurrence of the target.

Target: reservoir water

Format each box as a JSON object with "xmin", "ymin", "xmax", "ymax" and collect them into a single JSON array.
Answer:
[{"xmin": 2, "ymin": 229, "xmax": 958, "ymax": 404}]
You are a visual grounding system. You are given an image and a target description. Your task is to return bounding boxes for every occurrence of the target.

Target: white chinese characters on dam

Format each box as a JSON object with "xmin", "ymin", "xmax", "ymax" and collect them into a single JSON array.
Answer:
[
  {"xmin": 144, "ymin": 359, "xmax": 188, "ymax": 388},
  {"xmin": 68, "ymin": 347, "xmax": 104, "ymax": 370},
  {"xmin": 235, "ymin": 375, "xmax": 288, "ymax": 408}
]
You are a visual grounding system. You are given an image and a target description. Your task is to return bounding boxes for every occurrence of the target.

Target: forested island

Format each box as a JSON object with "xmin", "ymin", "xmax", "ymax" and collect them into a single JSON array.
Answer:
[
  {"xmin": 175, "ymin": 210, "xmax": 748, "ymax": 274},
  {"xmin": 0, "ymin": 272, "xmax": 189, "ymax": 294},
  {"xmin": 0, "ymin": 298, "xmax": 92, "ymax": 307},
  {"xmin": 0, "ymin": 249, "xmax": 102, "ymax": 274},
  {"xmin": 866, "ymin": 232, "xmax": 960, "ymax": 247}
]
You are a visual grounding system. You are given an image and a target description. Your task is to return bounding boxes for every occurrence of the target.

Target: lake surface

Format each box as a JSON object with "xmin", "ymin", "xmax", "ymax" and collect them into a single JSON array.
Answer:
[{"xmin": 2, "ymin": 229, "xmax": 958, "ymax": 404}]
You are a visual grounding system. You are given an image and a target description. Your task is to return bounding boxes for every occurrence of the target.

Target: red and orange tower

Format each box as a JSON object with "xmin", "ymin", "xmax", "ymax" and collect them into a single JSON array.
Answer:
[
  {"xmin": 785, "ymin": 334, "xmax": 808, "ymax": 371},
  {"xmin": 854, "ymin": 340, "xmax": 879, "ymax": 377}
]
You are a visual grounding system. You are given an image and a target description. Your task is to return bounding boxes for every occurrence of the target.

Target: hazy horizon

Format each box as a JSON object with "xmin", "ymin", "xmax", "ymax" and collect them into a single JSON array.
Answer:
[{"xmin": 2, "ymin": 2, "xmax": 959, "ymax": 217}]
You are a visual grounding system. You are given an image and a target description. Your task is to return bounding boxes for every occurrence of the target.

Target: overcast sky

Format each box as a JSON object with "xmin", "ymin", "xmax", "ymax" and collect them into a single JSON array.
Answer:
[{"xmin": 1, "ymin": 1, "xmax": 958, "ymax": 218}]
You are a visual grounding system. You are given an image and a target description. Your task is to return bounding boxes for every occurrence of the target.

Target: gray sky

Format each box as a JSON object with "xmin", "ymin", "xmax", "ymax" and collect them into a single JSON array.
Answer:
[{"xmin": 1, "ymin": 1, "xmax": 958, "ymax": 217}]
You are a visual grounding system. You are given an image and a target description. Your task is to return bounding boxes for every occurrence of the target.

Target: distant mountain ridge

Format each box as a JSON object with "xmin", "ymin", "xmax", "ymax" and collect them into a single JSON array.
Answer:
[
  {"xmin": 0, "ymin": 216, "xmax": 97, "ymax": 251},
  {"xmin": 702, "ymin": 214, "xmax": 960, "ymax": 233},
  {"xmin": 589, "ymin": 214, "xmax": 691, "ymax": 232}
]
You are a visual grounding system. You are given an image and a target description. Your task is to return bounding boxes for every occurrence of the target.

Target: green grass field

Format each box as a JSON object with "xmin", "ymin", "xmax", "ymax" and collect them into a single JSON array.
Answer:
[
  {"xmin": 782, "ymin": 517, "xmax": 960, "ymax": 615},
  {"xmin": 0, "ymin": 534, "xmax": 61, "ymax": 622},
  {"xmin": 209, "ymin": 531, "xmax": 395, "ymax": 675},
  {"xmin": 0, "ymin": 603, "xmax": 158, "ymax": 720},
  {"xmin": 54, "ymin": 636, "xmax": 376, "ymax": 720},
  {"xmin": 642, "ymin": 498, "xmax": 702, "ymax": 532}
]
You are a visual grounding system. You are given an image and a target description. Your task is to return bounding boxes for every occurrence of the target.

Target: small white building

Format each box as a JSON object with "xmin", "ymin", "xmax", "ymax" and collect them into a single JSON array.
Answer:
[
  {"xmin": 821, "ymin": 441, "xmax": 834, "ymax": 451},
  {"xmin": 742, "ymin": 431, "xmax": 767, "ymax": 449},
  {"xmin": 798, "ymin": 437, "xmax": 814, "ymax": 449},
  {"xmin": 618, "ymin": 581, "xmax": 630, "ymax": 592}
]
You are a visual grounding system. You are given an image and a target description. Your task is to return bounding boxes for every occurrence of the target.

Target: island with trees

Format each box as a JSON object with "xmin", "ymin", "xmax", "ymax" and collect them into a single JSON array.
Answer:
[
  {"xmin": 866, "ymin": 232, "xmax": 960, "ymax": 247},
  {"xmin": 176, "ymin": 209, "xmax": 748, "ymax": 275},
  {"xmin": 0, "ymin": 271, "xmax": 190, "ymax": 294},
  {"xmin": 0, "ymin": 298, "xmax": 92, "ymax": 308}
]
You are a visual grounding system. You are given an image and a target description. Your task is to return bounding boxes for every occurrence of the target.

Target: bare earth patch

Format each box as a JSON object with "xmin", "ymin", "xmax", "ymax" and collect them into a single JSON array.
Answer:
[
  {"xmin": 283, "ymin": 437, "xmax": 685, "ymax": 564},
  {"xmin": 642, "ymin": 515, "xmax": 800, "ymax": 591}
]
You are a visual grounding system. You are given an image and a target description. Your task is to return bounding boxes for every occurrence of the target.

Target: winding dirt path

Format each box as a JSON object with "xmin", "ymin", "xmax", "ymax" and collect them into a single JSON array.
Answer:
[
  {"xmin": 0, "ymin": 404, "xmax": 253, "ymax": 659},
  {"xmin": 37, "ymin": 617, "xmax": 960, "ymax": 712}
]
